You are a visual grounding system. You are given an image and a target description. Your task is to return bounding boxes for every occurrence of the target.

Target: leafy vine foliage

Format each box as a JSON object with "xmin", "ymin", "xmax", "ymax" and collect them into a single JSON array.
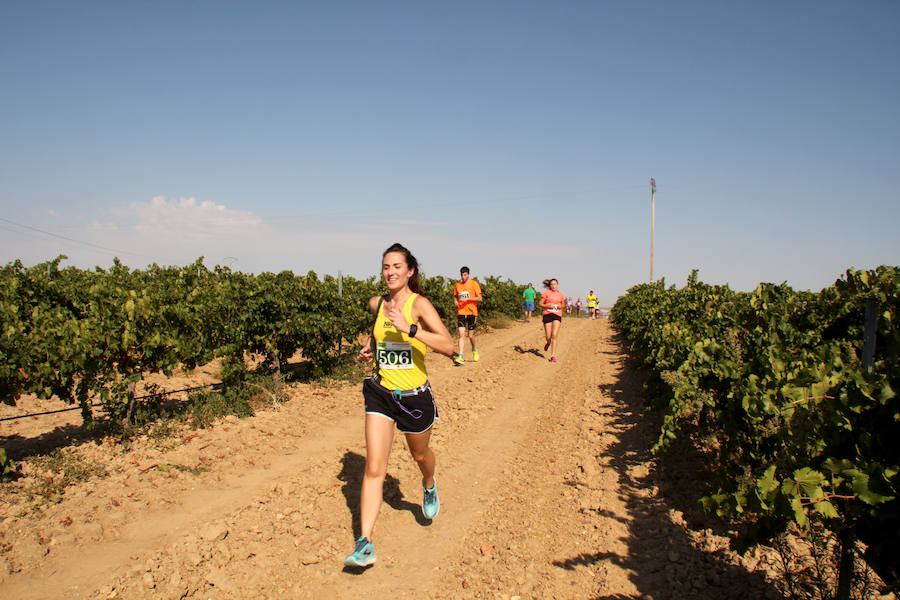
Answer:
[
  {"xmin": 611, "ymin": 267, "xmax": 899, "ymax": 593},
  {"xmin": 1, "ymin": 256, "xmax": 526, "ymax": 421}
]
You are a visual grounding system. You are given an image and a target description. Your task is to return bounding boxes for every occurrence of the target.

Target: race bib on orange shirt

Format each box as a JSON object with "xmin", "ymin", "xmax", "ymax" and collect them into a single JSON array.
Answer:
[{"xmin": 455, "ymin": 280, "xmax": 481, "ymax": 315}]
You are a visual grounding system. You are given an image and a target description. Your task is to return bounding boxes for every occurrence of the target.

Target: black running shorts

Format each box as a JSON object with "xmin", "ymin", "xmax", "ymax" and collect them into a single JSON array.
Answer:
[
  {"xmin": 363, "ymin": 377, "xmax": 438, "ymax": 434},
  {"xmin": 542, "ymin": 313, "xmax": 562, "ymax": 324},
  {"xmin": 457, "ymin": 314, "xmax": 477, "ymax": 330}
]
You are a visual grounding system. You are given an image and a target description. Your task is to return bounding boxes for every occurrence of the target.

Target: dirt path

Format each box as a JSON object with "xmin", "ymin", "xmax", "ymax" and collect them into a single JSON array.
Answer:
[{"xmin": 1, "ymin": 319, "xmax": 782, "ymax": 599}]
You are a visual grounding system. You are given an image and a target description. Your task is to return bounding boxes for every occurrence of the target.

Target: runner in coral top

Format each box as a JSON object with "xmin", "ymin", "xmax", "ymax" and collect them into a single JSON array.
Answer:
[{"xmin": 539, "ymin": 278, "xmax": 565, "ymax": 362}]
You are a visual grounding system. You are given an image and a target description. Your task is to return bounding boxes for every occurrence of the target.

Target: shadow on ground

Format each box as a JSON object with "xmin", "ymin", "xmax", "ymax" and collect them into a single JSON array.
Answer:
[
  {"xmin": 337, "ymin": 451, "xmax": 433, "ymax": 574},
  {"xmin": 551, "ymin": 331, "xmax": 779, "ymax": 600},
  {"xmin": 513, "ymin": 345, "xmax": 545, "ymax": 358},
  {"xmin": 338, "ymin": 451, "xmax": 431, "ymax": 538},
  {"xmin": 2, "ymin": 423, "xmax": 110, "ymax": 461}
]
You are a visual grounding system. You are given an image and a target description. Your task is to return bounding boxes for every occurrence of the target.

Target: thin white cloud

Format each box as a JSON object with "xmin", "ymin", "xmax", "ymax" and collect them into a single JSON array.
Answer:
[
  {"xmin": 90, "ymin": 220, "xmax": 120, "ymax": 232},
  {"xmin": 468, "ymin": 240, "xmax": 584, "ymax": 259},
  {"xmin": 371, "ymin": 218, "xmax": 447, "ymax": 227},
  {"xmin": 127, "ymin": 196, "xmax": 263, "ymax": 236},
  {"xmin": 47, "ymin": 209, "xmax": 60, "ymax": 217},
  {"xmin": 38, "ymin": 197, "xmax": 277, "ymax": 267}
]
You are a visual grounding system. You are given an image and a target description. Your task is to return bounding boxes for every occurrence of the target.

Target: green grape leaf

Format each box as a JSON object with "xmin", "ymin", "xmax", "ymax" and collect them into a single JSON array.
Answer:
[{"xmin": 813, "ymin": 500, "xmax": 839, "ymax": 519}]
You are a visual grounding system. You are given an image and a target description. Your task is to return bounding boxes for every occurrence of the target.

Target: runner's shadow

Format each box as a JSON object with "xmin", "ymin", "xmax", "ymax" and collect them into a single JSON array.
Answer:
[
  {"xmin": 338, "ymin": 451, "xmax": 431, "ymax": 540},
  {"xmin": 513, "ymin": 345, "xmax": 544, "ymax": 358}
]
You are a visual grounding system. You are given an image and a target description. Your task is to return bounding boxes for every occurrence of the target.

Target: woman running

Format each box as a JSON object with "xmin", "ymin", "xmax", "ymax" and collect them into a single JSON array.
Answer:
[
  {"xmin": 540, "ymin": 278, "xmax": 565, "ymax": 362},
  {"xmin": 346, "ymin": 243, "xmax": 455, "ymax": 568}
]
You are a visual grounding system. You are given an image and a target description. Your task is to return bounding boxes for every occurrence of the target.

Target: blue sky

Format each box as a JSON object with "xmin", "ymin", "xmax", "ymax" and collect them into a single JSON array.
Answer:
[{"xmin": 2, "ymin": 1, "xmax": 898, "ymax": 306}]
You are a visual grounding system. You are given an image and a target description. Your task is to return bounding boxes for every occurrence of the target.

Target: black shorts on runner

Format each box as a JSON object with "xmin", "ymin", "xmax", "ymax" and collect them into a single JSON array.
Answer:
[
  {"xmin": 542, "ymin": 313, "xmax": 562, "ymax": 324},
  {"xmin": 363, "ymin": 376, "xmax": 438, "ymax": 434},
  {"xmin": 457, "ymin": 314, "xmax": 477, "ymax": 330}
]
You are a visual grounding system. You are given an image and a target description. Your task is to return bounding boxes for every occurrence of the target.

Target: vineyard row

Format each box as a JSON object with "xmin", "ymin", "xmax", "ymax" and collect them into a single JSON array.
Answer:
[
  {"xmin": 1, "ymin": 256, "xmax": 526, "ymax": 424},
  {"xmin": 610, "ymin": 266, "xmax": 899, "ymax": 595}
]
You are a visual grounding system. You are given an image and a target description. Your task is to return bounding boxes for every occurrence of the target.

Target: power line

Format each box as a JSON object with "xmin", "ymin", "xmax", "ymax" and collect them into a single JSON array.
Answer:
[
  {"xmin": 0, "ymin": 216, "xmax": 160, "ymax": 261},
  {"xmin": 3, "ymin": 183, "xmax": 651, "ymax": 265},
  {"xmin": 261, "ymin": 184, "xmax": 647, "ymax": 221}
]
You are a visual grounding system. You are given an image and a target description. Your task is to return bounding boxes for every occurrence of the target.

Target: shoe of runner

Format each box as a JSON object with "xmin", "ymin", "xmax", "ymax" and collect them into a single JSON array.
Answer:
[
  {"xmin": 472, "ymin": 349, "xmax": 479, "ymax": 362},
  {"xmin": 423, "ymin": 478, "xmax": 439, "ymax": 519},
  {"xmin": 550, "ymin": 356, "xmax": 557, "ymax": 363},
  {"xmin": 345, "ymin": 536, "xmax": 376, "ymax": 567},
  {"xmin": 453, "ymin": 354, "xmax": 464, "ymax": 366}
]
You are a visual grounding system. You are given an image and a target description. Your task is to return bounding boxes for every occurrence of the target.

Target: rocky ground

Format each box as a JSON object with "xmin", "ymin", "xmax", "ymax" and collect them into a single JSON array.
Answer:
[{"xmin": 1, "ymin": 319, "xmax": 891, "ymax": 599}]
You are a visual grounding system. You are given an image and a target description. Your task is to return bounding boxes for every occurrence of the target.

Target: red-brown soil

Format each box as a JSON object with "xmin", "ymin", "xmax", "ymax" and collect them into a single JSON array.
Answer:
[{"xmin": 1, "ymin": 319, "xmax": 810, "ymax": 599}]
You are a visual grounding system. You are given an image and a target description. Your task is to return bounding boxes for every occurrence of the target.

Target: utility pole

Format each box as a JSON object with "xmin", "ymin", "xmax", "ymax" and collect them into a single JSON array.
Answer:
[
  {"xmin": 337, "ymin": 270, "xmax": 343, "ymax": 357},
  {"xmin": 650, "ymin": 177, "xmax": 656, "ymax": 283}
]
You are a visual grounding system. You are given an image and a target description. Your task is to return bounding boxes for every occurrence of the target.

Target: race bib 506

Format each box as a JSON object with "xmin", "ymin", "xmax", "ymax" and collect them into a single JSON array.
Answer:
[{"xmin": 377, "ymin": 341, "xmax": 413, "ymax": 369}]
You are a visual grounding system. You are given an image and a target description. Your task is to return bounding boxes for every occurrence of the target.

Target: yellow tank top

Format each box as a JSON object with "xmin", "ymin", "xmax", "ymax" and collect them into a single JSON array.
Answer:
[{"xmin": 373, "ymin": 293, "xmax": 428, "ymax": 390}]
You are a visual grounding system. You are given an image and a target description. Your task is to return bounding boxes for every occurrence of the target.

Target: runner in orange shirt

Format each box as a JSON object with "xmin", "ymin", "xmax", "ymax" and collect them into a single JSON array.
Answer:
[
  {"xmin": 539, "ymin": 278, "xmax": 565, "ymax": 363},
  {"xmin": 452, "ymin": 266, "xmax": 482, "ymax": 365}
]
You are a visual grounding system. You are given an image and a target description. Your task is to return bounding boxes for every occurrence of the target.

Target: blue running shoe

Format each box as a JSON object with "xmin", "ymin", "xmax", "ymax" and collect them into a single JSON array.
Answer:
[
  {"xmin": 423, "ymin": 479, "xmax": 440, "ymax": 519},
  {"xmin": 344, "ymin": 536, "xmax": 376, "ymax": 567}
]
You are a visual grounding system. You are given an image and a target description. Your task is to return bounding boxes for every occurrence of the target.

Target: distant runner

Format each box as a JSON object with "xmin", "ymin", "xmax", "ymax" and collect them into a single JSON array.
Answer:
[
  {"xmin": 522, "ymin": 283, "xmax": 537, "ymax": 323},
  {"xmin": 453, "ymin": 266, "xmax": 482, "ymax": 365},
  {"xmin": 587, "ymin": 291, "xmax": 598, "ymax": 319},
  {"xmin": 575, "ymin": 298, "xmax": 583, "ymax": 318},
  {"xmin": 540, "ymin": 278, "xmax": 565, "ymax": 363},
  {"xmin": 347, "ymin": 243, "xmax": 455, "ymax": 568},
  {"xmin": 566, "ymin": 296, "xmax": 574, "ymax": 317}
]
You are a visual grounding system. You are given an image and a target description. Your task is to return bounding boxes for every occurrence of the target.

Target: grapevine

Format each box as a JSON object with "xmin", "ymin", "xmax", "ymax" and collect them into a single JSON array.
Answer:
[{"xmin": 611, "ymin": 266, "xmax": 899, "ymax": 595}]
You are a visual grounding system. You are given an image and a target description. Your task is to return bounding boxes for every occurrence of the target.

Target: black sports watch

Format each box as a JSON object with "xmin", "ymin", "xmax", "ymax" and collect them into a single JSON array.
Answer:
[{"xmin": 408, "ymin": 324, "xmax": 418, "ymax": 338}]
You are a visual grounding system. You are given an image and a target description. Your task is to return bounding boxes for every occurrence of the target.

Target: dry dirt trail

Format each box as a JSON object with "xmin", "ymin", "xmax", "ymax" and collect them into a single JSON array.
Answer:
[{"xmin": 1, "ymin": 319, "xmax": 782, "ymax": 599}]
